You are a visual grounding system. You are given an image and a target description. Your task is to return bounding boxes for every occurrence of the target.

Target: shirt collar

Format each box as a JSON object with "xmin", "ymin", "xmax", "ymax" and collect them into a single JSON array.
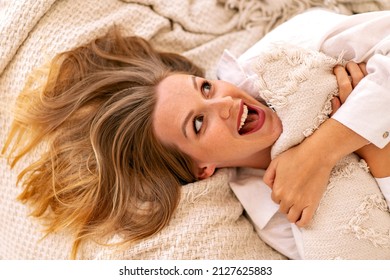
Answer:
[{"xmin": 216, "ymin": 50, "xmax": 263, "ymax": 99}]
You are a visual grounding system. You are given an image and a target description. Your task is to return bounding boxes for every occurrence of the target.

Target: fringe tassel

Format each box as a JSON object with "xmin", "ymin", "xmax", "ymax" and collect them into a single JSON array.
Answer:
[
  {"xmin": 217, "ymin": 0, "xmax": 353, "ymax": 32},
  {"xmin": 255, "ymin": 44, "xmax": 341, "ymax": 105},
  {"xmin": 217, "ymin": 0, "xmax": 390, "ymax": 32},
  {"xmin": 342, "ymin": 194, "xmax": 390, "ymax": 248},
  {"xmin": 326, "ymin": 157, "xmax": 370, "ymax": 192}
]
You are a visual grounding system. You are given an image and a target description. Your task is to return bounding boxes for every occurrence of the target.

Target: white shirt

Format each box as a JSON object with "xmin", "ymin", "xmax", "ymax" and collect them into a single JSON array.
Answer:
[{"xmin": 217, "ymin": 9, "xmax": 390, "ymax": 259}]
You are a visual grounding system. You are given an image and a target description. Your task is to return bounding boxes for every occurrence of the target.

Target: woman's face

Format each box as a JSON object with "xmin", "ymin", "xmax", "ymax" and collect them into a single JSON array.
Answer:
[{"xmin": 153, "ymin": 74, "xmax": 282, "ymax": 178}]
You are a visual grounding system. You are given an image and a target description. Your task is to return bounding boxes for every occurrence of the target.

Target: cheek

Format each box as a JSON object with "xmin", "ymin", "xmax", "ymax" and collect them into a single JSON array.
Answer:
[
  {"xmin": 204, "ymin": 133, "xmax": 241, "ymax": 161},
  {"xmin": 205, "ymin": 123, "xmax": 232, "ymax": 146},
  {"xmin": 273, "ymin": 115, "xmax": 283, "ymax": 139}
]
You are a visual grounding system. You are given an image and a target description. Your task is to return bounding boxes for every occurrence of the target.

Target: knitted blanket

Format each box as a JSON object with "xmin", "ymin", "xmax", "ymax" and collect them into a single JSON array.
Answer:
[{"xmin": 1, "ymin": 0, "xmax": 389, "ymax": 260}]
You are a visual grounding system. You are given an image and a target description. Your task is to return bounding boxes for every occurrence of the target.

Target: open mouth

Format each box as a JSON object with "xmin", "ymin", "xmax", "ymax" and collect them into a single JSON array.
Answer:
[{"xmin": 237, "ymin": 102, "xmax": 265, "ymax": 135}]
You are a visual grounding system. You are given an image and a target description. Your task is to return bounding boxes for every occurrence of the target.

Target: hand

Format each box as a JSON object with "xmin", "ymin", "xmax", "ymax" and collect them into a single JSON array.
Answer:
[
  {"xmin": 331, "ymin": 63, "xmax": 389, "ymax": 177},
  {"xmin": 264, "ymin": 62, "xmax": 369, "ymax": 227},
  {"xmin": 331, "ymin": 62, "xmax": 367, "ymax": 115},
  {"xmin": 264, "ymin": 142, "xmax": 333, "ymax": 227}
]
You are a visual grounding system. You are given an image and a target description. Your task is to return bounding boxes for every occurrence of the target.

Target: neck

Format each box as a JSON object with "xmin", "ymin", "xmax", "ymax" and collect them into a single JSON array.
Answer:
[
  {"xmin": 246, "ymin": 148, "xmax": 272, "ymax": 169},
  {"xmin": 223, "ymin": 147, "xmax": 272, "ymax": 170}
]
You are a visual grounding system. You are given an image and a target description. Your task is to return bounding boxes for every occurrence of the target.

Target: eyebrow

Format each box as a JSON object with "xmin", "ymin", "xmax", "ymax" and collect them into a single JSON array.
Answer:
[
  {"xmin": 182, "ymin": 110, "xmax": 194, "ymax": 139},
  {"xmin": 191, "ymin": 75, "xmax": 198, "ymax": 90},
  {"xmin": 182, "ymin": 76, "xmax": 198, "ymax": 139}
]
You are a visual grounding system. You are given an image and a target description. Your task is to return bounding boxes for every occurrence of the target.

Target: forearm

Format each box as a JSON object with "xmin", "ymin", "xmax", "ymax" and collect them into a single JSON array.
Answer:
[
  {"xmin": 331, "ymin": 68, "xmax": 390, "ymax": 149},
  {"xmin": 264, "ymin": 118, "xmax": 370, "ymax": 226},
  {"xmin": 303, "ymin": 118, "xmax": 369, "ymax": 168},
  {"xmin": 320, "ymin": 11, "xmax": 390, "ymax": 149},
  {"xmin": 356, "ymin": 143, "xmax": 390, "ymax": 178}
]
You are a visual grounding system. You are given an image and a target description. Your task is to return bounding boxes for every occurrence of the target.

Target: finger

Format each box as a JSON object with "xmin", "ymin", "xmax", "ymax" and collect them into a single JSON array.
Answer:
[
  {"xmin": 330, "ymin": 96, "xmax": 341, "ymax": 116},
  {"xmin": 263, "ymin": 161, "xmax": 277, "ymax": 189},
  {"xmin": 295, "ymin": 206, "xmax": 314, "ymax": 228},
  {"xmin": 286, "ymin": 206, "xmax": 303, "ymax": 224},
  {"xmin": 346, "ymin": 61, "xmax": 364, "ymax": 88},
  {"xmin": 271, "ymin": 190, "xmax": 280, "ymax": 205},
  {"xmin": 279, "ymin": 200, "xmax": 292, "ymax": 214},
  {"xmin": 333, "ymin": 65, "xmax": 352, "ymax": 103},
  {"xmin": 358, "ymin": 62, "xmax": 368, "ymax": 76}
]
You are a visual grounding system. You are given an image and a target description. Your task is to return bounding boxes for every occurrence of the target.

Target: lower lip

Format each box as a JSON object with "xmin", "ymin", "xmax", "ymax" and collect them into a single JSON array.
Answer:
[{"xmin": 241, "ymin": 105, "xmax": 265, "ymax": 135}]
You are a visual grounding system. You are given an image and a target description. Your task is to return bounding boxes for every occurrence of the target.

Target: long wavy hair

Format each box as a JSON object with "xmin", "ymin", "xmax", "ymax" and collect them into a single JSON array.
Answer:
[{"xmin": 2, "ymin": 28, "xmax": 203, "ymax": 258}]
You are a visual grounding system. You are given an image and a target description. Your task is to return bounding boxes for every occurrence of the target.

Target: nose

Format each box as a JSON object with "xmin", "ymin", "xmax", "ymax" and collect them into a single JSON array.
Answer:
[{"xmin": 210, "ymin": 96, "xmax": 233, "ymax": 119}]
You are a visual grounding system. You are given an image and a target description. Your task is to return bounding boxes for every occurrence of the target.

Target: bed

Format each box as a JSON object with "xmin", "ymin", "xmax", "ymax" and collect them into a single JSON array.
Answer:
[{"xmin": 1, "ymin": 0, "xmax": 389, "ymax": 260}]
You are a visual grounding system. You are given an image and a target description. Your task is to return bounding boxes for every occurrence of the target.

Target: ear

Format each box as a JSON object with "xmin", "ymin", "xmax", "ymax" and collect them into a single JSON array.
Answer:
[{"xmin": 196, "ymin": 164, "xmax": 216, "ymax": 180}]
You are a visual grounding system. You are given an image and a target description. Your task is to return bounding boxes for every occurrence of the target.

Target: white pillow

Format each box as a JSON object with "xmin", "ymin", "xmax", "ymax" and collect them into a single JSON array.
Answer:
[
  {"xmin": 238, "ymin": 9, "xmax": 347, "ymax": 62},
  {"xmin": 253, "ymin": 44, "xmax": 390, "ymax": 259}
]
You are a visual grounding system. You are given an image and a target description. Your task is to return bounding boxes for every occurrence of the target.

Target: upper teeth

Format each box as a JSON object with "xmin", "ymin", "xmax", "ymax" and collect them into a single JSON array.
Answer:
[{"xmin": 239, "ymin": 105, "xmax": 248, "ymax": 131}]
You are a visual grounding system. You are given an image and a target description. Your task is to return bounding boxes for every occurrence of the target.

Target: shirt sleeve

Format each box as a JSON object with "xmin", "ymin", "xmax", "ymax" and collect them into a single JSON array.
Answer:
[
  {"xmin": 229, "ymin": 168, "xmax": 301, "ymax": 259},
  {"xmin": 319, "ymin": 11, "xmax": 390, "ymax": 148},
  {"xmin": 255, "ymin": 212, "xmax": 302, "ymax": 260}
]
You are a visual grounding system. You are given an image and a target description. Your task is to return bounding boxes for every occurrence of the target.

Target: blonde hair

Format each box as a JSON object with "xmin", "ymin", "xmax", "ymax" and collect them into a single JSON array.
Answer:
[{"xmin": 2, "ymin": 28, "xmax": 203, "ymax": 258}]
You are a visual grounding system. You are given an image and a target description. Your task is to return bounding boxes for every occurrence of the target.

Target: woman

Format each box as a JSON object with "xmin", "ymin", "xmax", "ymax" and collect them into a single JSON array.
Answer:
[{"xmin": 3, "ymin": 13, "xmax": 389, "ymax": 258}]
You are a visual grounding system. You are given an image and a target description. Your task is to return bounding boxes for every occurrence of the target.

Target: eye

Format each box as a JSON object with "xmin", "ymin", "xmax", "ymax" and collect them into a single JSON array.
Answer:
[
  {"xmin": 193, "ymin": 115, "xmax": 204, "ymax": 134},
  {"xmin": 201, "ymin": 80, "xmax": 212, "ymax": 97}
]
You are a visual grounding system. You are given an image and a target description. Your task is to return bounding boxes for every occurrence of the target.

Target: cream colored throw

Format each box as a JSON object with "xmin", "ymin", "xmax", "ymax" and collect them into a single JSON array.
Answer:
[{"xmin": 1, "ymin": 0, "xmax": 389, "ymax": 259}]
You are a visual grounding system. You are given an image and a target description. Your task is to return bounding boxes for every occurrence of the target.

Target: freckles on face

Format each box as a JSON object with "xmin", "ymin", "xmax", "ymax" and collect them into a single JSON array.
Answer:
[
  {"xmin": 153, "ymin": 73, "xmax": 282, "ymax": 169},
  {"xmin": 153, "ymin": 75, "xmax": 194, "ymax": 146}
]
